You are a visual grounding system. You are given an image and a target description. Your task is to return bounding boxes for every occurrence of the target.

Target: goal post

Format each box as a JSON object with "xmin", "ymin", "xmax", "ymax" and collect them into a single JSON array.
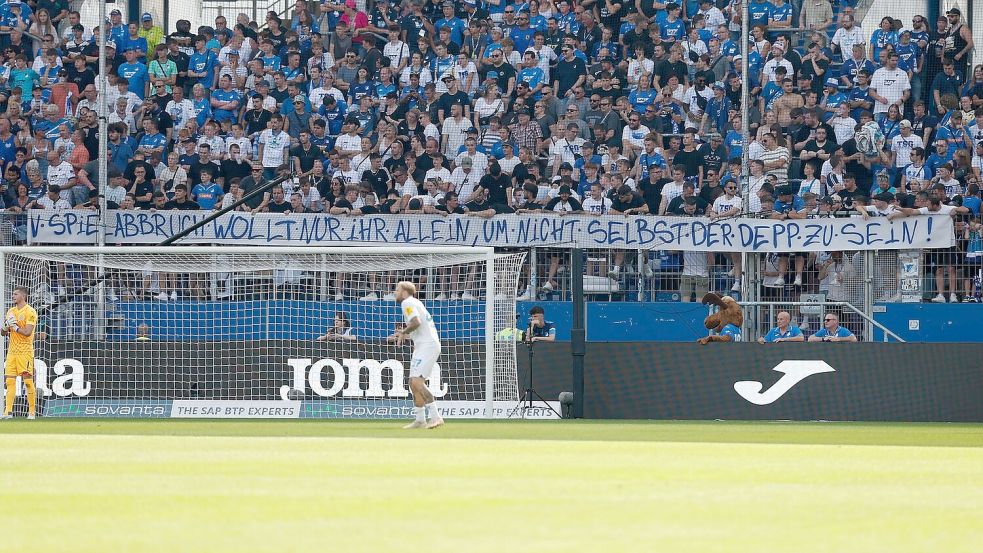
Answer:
[{"xmin": 0, "ymin": 246, "xmax": 527, "ymax": 419}]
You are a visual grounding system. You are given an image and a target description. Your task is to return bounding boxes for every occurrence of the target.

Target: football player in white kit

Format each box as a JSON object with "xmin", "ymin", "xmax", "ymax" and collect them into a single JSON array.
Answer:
[{"xmin": 393, "ymin": 281, "xmax": 445, "ymax": 429}]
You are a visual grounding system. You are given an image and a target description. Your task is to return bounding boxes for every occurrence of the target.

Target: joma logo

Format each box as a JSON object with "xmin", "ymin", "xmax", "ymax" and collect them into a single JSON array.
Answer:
[{"xmin": 280, "ymin": 358, "xmax": 447, "ymax": 400}]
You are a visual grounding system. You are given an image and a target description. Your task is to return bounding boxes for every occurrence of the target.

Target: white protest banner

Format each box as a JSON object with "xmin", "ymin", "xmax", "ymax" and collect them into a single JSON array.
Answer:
[{"xmin": 27, "ymin": 210, "xmax": 954, "ymax": 252}]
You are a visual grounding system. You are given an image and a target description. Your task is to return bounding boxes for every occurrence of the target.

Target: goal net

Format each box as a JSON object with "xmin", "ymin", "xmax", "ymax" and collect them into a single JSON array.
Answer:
[{"xmin": 0, "ymin": 246, "xmax": 525, "ymax": 419}]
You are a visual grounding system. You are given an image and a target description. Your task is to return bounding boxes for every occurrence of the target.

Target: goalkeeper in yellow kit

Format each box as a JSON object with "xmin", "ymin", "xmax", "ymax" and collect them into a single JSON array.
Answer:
[{"xmin": 2, "ymin": 286, "xmax": 38, "ymax": 419}]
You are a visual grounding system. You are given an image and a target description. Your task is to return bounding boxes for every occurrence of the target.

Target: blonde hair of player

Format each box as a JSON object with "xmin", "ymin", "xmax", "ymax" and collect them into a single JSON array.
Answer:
[
  {"xmin": 3, "ymin": 286, "xmax": 38, "ymax": 419},
  {"xmin": 395, "ymin": 281, "xmax": 416, "ymax": 299}
]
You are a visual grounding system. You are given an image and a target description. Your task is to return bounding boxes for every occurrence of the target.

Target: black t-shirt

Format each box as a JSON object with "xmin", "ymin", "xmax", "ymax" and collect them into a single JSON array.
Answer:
[
  {"xmin": 244, "ymin": 109, "xmax": 272, "ymax": 137},
  {"xmin": 611, "ymin": 192, "xmax": 646, "ymax": 212},
  {"xmin": 189, "ymin": 160, "xmax": 223, "ymax": 187},
  {"xmin": 132, "ymin": 180, "xmax": 154, "ymax": 209},
  {"xmin": 638, "ymin": 177, "xmax": 667, "ymax": 213},
  {"xmin": 667, "ymin": 195, "xmax": 709, "ymax": 215},
  {"xmin": 839, "ymin": 139, "xmax": 872, "ymax": 187},
  {"xmin": 359, "ymin": 204, "xmax": 381, "ymax": 214},
  {"xmin": 545, "ymin": 196, "xmax": 583, "ymax": 212},
  {"xmin": 479, "ymin": 172, "xmax": 511, "ymax": 204},
  {"xmin": 66, "ymin": 67, "xmax": 95, "ymax": 91},
  {"xmin": 674, "ymin": 147, "xmax": 703, "ymax": 178},
  {"xmin": 361, "ymin": 168, "xmax": 391, "ymax": 198},
  {"xmin": 267, "ymin": 200, "xmax": 292, "ymax": 213},
  {"xmin": 554, "ymin": 57, "xmax": 586, "ymax": 96},
  {"xmin": 436, "ymin": 204, "xmax": 466, "ymax": 214},
  {"xmin": 702, "ymin": 144, "xmax": 727, "ymax": 175},
  {"xmin": 220, "ymin": 159, "xmax": 251, "ymax": 189},
  {"xmin": 163, "ymin": 198, "xmax": 200, "ymax": 210},
  {"xmin": 289, "ymin": 144, "xmax": 321, "ymax": 172}
]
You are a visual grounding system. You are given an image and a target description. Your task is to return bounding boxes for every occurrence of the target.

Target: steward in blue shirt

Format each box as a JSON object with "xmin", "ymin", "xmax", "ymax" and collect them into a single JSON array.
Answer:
[
  {"xmin": 808, "ymin": 313, "xmax": 858, "ymax": 342},
  {"xmin": 758, "ymin": 311, "xmax": 804, "ymax": 343}
]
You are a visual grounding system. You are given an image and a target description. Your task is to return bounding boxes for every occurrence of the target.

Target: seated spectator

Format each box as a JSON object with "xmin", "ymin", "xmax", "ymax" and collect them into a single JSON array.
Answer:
[
  {"xmin": 808, "ymin": 312, "xmax": 858, "ymax": 342},
  {"xmin": 758, "ymin": 311, "xmax": 805, "ymax": 343}
]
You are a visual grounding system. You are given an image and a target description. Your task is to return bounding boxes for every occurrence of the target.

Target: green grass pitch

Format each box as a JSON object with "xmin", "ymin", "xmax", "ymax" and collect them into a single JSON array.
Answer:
[{"xmin": 2, "ymin": 420, "xmax": 982, "ymax": 552}]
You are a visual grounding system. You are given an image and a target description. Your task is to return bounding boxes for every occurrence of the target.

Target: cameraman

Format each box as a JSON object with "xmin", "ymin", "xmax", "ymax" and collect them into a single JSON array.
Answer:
[{"xmin": 527, "ymin": 306, "xmax": 556, "ymax": 342}]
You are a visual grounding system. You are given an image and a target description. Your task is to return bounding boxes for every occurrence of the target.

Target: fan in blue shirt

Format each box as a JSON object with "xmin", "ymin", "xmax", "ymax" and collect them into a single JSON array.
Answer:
[
  {"xmin": 808, "ymin": 315, "xmax": 857, "ymax": 342},
  {"xmin": 192, "ymin": 179, "xmax": 224, "ymax": 210},
  {"xmin": 188, "ymin": 43, "xmax": 218, "ymax": 89},
  {"xmin": 435, "ymin": 10, "xmax": 466, "ymax": 47},
  {"xmin": 758, "ymin": 312, "xmax": 804, "ymax": 343},
  {"xmin": 747, "ymin": 0, "xmax": 773, "ymax": 28},
  {"xmin": 118, "ymin": 51, "xmax": 149, "ymax": 99}
]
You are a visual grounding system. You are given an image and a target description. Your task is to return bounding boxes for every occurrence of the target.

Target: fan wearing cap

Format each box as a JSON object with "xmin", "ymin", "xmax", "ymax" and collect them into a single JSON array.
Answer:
[
  {"xmin": 888, "ymin": 119, "xmax": 923, "ymax": 170},
  {"xmin": 857, "ymin": 189, "xmax": 897, "ymax": 219},
  {"xmin": 943, "ymin": 7, "xmax": 974, "ymax": 77},
  {"xmin": 819, "ymin": 76, "xmax": 847, "ymax": 121}
]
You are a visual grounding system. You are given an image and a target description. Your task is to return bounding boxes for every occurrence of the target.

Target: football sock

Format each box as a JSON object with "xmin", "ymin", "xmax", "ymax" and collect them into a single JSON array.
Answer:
[
  {"xmin": 425, "ymin": 402, "xmax": 439, "ymax": 420},
  {"xmin": 24, "ymin": 378, "xmax": 36, "ymax": 416},
  {"xmin": 414, "ymin": 406, "xmax": 426, "ymax": 423},
  {"xmin": 3, "ymin": 379, "xmax": 14, "ymax": 415}
]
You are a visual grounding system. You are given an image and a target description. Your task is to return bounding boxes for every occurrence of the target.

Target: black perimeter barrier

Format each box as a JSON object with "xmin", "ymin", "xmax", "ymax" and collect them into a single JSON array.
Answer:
[{"xmin": 517, "ymin": 343, "xmax": 983, "ymax": 422}]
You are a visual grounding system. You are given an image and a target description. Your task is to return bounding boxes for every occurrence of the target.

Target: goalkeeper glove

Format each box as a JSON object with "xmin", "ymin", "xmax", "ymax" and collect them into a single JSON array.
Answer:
[{"xmin": 4, "ymin": 315, "xmax": 18, "ymax": 331}]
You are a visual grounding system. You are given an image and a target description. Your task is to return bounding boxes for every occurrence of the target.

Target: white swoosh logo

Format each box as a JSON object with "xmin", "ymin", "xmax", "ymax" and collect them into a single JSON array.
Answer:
[{"xmin": 734, "ymin": 361, "xmax": 835, "ymax": 405}]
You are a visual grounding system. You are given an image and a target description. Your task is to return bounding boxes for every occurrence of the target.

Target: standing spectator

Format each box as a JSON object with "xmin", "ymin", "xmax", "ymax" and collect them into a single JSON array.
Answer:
[
  {"xmin": 831, "ymin": 14, "xmax": 866, "ymax": 61},
  {"xmin": 943, "ymin": 8, "xmax": 974, "ymax": 80},
  {"xmin": 257, "ymin": 115, "xmax": 290, "ymax": 180},
  {"xmin": 870, "ymin": 53, "xmax": 911, "ymax": 120},
  {"xmin": 758, "ymin": 132, "xmax": 790, "ymax": 183}
]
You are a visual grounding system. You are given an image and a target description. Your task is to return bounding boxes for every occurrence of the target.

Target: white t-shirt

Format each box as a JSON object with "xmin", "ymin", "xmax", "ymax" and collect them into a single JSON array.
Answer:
[
  {"xmin": 258, "ymin": 129, "xmax": 290, "ymax": 168},
  {"xmin": 918, "ymin": 205, "xmax": 957, "ymax": 216},
  {"xmin": 335, "ymin": 133, "xmax": 362, "ymax": 154},
  {"xmin": 401, "ymin": 295, "xmax": 440, "ymax": 346},
  {"xmin": 550, "ymin": 137, "xmax": 586, "ymax": 166},
  {"xmin": 582, "ymin": 196, "xmax": 612, "ymax": 214},
  {"xmin": 870, "ymin": 67, "xmax": 910, "ymax": 114},
  {"xmin": 712, "ymin": 194, "xmax": 742, "ymax": 215},
  {"xmin": 890, "ymin": 133, "xmax": 923, "ymax": 167}
]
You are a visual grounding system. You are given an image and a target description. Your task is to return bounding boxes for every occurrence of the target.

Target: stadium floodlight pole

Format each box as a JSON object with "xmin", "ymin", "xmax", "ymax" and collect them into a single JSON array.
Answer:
[
  {"xmin": 159, "ymin": 169, "xmax": 314, "ymax": 246},
  {"xmin": 570, "ymin": 248, "xmax": 585, "ymax": 418},
  {"xmin": 96, "ymin": 0, "xmax": 108, "ymax": 339},
  {"xmin": 739, "ymin": 0, "xmax": 751, "ymax": 304}
]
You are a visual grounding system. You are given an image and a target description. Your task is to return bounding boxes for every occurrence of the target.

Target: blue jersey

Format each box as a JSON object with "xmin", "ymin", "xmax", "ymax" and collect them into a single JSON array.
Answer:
[
  {"xmin": 821, "ymin": 92, "xmax": 848, "ymax": 121},
  {"xmin": 628, "ymin": 89, "xmax": 657, "ymax": 113},
  {"xmin": 435, "ymin": 17, "xmax": 466, "ymax": 46},
  {"xmin": 193, "ymin": 97, "xmax": 212, "ymax": 127},
  {"xmin": 260, "ymin": 55, "xmax": 281, "ymax": 73},
  {"xmin": 508, "ymin": 27, "xmax": 536, "ymax": 54},
  {"xmin": 138, "ymin": 132, "xmax": 166, "ymax": 152},
  {"xmin": 774, "ymin": 196, "xmax": 805, "ymax": 214},
  {"xmin": 122, "ymin": 36, "xmax": 149, "ymax": 57},
  {"xmin": 192, "ymin": 182, "xmax": 223, "ymax": 209},
  {"xmin": 747, "ymin": 0, "xmax": 773, "ymax": 27},
  {"xmin": 211, "ymin": 88, "xmax": 242, "ymax": 122},
  {"xmin": 638, "ymin": 150, "xmax": 666, "ymax": 181},
  {"xmin": 349, "ymin": 81, "xmax": 375, "ymax": 105},
  {"xmin": 763, "ymin": 325, "xmax": 802, "ymax": 342},
  {"xmin": 870, "ymin": 29, "xmax": 898, "ymax": 62},
  {"xmin": 530, "ymin": 320, "xmax": 556, "ymax": 339},
  {"xmin": 118, "ymin": 62, "xmax": 150, "ymax": 100},
  {"xmin": 0, "ymin": 135, "xmax": 16, "ymax": 165},
  {"xmin": 894, "ymin": 42, "xmax": 920, "ymax": 73},
  {"xmin": 188, "ymin": 51, "xmax": 217, "ymax": 89},
  {"xmin": 725, "ymin": 129, "xmax": 744, "ymax": 159},
  {"xmin": 660, "ymin": 19, "xmax": 685, "ymax": 42},
  {"xmin": 770, "ymin": 3, "xmax": 793, "ymax": 26},
  {"xmin": 840, "ymin": 58, "xmax": 876, "ymax": 84},
  {"xmin": 720, "ymin": 323, "xmax": 742, "ymax": 342},
  {"xmin": 849, "ymin": 86, "xmax": 872, "ymax": 120},
  {"xmin": 812, "ymin": 326, "xmax": 854, "ymax": 340},
  {"xmin": 517, "ymin": 67, "xmax": 544, "ymax": 91}
]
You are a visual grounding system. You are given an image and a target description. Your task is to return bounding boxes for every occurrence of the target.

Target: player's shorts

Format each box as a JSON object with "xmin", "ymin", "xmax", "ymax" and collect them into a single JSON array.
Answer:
[
  {"xmin": 409, "ymin": 343, "xmax": 441, "ymax": 379},
  {"xmin": 5, "ymin": 354, "xmax": 34, "ymax": 378}
]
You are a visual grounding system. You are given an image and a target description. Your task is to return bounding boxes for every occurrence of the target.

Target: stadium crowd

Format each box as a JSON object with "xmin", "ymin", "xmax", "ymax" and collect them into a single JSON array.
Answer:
[{"xmin": 0, "ymin": 0, "xmax": 979, "ymax": 305}]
